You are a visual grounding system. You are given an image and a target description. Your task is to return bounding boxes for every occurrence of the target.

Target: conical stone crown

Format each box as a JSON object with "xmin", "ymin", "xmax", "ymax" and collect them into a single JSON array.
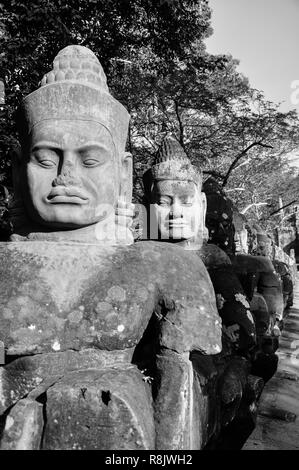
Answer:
[
  {"xmin": 40, "ymin": 45, "xmax": 108, "ymax": 91},
  {"xmin": 143, "ymin": 135, "xmax": 202, "ymax": 189},
  {"xmin": 154, "ymin": 135, "xmax": 189, "ymax": 164}
]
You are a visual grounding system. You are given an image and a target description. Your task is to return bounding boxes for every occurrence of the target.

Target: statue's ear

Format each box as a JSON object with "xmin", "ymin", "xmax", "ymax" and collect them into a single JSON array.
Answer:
[
  {"xmin": 120, "ymin": 151, "xmax": 133, "ymax": 203},
  {"xmin": 201, "ymin": 192, "xmax": 209, "ymax": 241},
  {"xmin": 10, "ymin": 143, "xmax": 23, "ymax": 197}
]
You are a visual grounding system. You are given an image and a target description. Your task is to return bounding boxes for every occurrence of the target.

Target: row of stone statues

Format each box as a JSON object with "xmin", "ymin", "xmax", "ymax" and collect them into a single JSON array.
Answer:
[{"xmin": 0, "ymin": 45, "xmax": 294, "ymax": 450}]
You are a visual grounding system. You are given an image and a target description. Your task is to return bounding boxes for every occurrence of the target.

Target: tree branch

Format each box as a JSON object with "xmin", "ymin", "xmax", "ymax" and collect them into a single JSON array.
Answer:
[
  {"xmin": 222, "ymin": 141, "xmax": 273, "ymax": 187},
  {"xmin": 269, "ymin": 200, "xmax": 298, "ymax": 216},
  {"xmin": 203, "ymin": 170, "xmax": 225, "ymax": 180},
  {"xmin": 241, "ymin": 202, "xmax": 269, "ymax": 214},
  {"xmin": 225, "ymin": 188, "xmax": 245, "ymax": 192},
  {"xmin": 174, "ymin": 100, "xmax": 185, "ymax": 149}
]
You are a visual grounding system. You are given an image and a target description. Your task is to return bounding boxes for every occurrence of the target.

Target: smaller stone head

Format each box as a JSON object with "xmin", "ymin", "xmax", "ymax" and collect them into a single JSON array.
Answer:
[
  {"xmin": 14, "ymin": 45, "xmax": 132, "ymax": 241},
  {"xmin": 203, "ymin": 178, "xmax": 235, "ymax": 255},
  {"xmin": 233, "ymin": 209, "xmax": 248, "ymax": 254},
  {"xmin": 143, "ymin": 136, "xmax": 207, "ymax": 248},
  {"xmin": 252, "ymin": 224, "xmax": 273, "ymax": 258}
]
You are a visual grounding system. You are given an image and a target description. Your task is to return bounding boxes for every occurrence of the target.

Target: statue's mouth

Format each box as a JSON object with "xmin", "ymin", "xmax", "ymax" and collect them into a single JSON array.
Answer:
[
  {"xmin": 47, "ymin": 187, "xmax": 89, "ymax": 205},
  {"xmin": 168, "ymin": 220, "xmax": 189, "ymax": 229}
]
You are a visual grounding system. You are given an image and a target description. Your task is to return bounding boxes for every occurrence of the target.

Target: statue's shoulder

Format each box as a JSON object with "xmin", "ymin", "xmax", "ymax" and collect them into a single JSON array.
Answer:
[
  {"xmin": 0, "ymin": 240, "xmax": 215, "ymax": 295},
  {"xmin": 133, "ymin": 242, "xmax": 221, "ymax": 355},
  {"xmin": 134, "ymin": 240, "xmax": 214, "ymax": 288},
  {"xmin": 199, "ymin": 242, "xmax": 231, "ymax": 269},
  {"xmin": 231, "ymin": 253, "xmax": 274, "ymax": 274}
]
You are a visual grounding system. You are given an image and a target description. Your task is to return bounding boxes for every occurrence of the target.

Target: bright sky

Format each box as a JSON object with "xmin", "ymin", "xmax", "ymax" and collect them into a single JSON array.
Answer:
[{"xmin": 206, "ymin": 0, "xmax": 299, "ymax": 113}]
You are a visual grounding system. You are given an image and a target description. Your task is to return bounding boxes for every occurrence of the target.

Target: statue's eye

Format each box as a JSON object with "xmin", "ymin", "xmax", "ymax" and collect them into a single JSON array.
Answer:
[
  {"xmin": 80, "ymin": 148, "xmax": 108, "ymax": 167},
  {"xmin": 157, "ymin": 197, "xmax": 171, "ymax": 206},
  {"xmin": 83, "ymin": 158, "xmax": 101, "ymax": 167},
  {"xmin": 33, "ymin": 150, "xmax": 59, "ymax": 168},
  {"xmin": 180, "ymin": 198, "xmax": 193, "ymax": 207},
  {"xmin": 39, "ymin": 160, "xmax": 57, "ymax": 168}
]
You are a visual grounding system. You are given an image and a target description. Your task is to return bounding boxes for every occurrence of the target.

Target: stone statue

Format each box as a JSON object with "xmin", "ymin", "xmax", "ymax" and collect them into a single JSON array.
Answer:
[
  {"xmin": 0, "ymin": 46, "xmax": 221, "ymax": 450},
  {"xmin": 253, "ymin": 225, "xmax": 273, "ymax": 258},
  {"xmin": 142, "ymin": 135, "xmax": 208, "ymax": 249},
  {"xmin": 143, "ymin": 137, "xmax": 262, "ymax": 448},
  {"xmin": 203, "ymin": 178, "xmax": 236, "ymax": 256},
  {"xmin": 10, "ymin": 45, "xmax": 133, "ymax": 245},
  {"xmin": 223, "ymin": 210, "xmax": 282, "ymax": 382},
  {"xmin": 233, "ymin": 209, "xmax": 249, "ymax": 254}
]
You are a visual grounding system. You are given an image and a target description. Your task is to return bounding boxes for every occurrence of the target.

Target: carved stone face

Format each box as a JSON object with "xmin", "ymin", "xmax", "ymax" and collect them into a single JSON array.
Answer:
[
  {"xmin": 150, "ymin": 179, "xmax": 206, "ymax": 243},
  {"xmin": 256, "ymin": 240, "xmax": 272, "ymax": 258},
  {"xmin": 234, "ymin": 228, "xmax": 248, "ymax": 254},
  {"xmin": 21, "ymin": 120, "xmax": 118, "ymax": 229}
]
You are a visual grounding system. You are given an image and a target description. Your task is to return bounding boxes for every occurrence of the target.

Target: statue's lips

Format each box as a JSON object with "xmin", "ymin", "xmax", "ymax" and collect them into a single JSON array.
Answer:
[
  {"xmin": 47, "ymin": 188, "xmax": 89, "ymax": 205},
  {"xmin": 167, "ymin": 221, "xmax": 189, "ymax": 229}
]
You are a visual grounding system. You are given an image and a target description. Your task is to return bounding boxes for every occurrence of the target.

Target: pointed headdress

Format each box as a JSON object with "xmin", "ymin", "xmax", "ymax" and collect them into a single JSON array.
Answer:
[
  {"xmin": 16, "ymin": 45, "xmax": 130, "ymax": 159},
  {"xmin": 143, "ymin": 135, "xmax": 202, "ymax": 195}
]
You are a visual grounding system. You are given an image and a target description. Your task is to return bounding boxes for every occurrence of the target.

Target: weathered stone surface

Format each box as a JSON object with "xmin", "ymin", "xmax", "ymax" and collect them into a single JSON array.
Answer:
[
  {"xmin": 218, "ymin": 357, "xmax": 250, "ymax": 427},
  {"xmin": 42, "ymin": 366, "xmax": 154, "ymax": 450},
  {"xmin": 273, "ymin": 260, "xmax": 293, "ymax": 308},
  {"xmin": 0, "ymin": 398, "xmax": 43, "ymax": 450},
  {"xmin": 154, "ymin": 351, "xmax": 203, "ymax": 450},
  {"xmin": 250, "ymin": 292, "xmax": 270, "ymax": 336},
  {"xmin": 0, "ymin": 366, "xmax": 44, "ymax": 415},
  {"xmin": 199, "ymin": 242, "xmax": 231, "ymax": 268},
  {"xmin": 232, "ymin": 254, "xmax": 284, "ymax": 321},
  {"xmin": 154, "ymin": 350, "xmax": 250, "ymax": 450},
  {"xmin": 0, "ymin": 241, "xmax": 221, "ymax": 356},
  {"xmin": 200, "ymin": 250, "xmax": 256, "ymax": 352},
  {"xmin": 232, "ymin": 253, "xmax": 274, "ymax": 275},
  {"xmin": 0, "ymin": 348, "xmax": 133, "ymax": 415},
  {"xmin": 203, "ymin": 177, "xmax": 235, "ymax": 256},
  {"xmin": 191, "ymin": 352, "xmax": 220, "ymax": 440},
  {"xmin": 246, "ymin": 375, "xmax": 264, "ymax": 402},
  {"xmin": 256, "ymin": 271, "xmax": 284, "ymax": 320}
]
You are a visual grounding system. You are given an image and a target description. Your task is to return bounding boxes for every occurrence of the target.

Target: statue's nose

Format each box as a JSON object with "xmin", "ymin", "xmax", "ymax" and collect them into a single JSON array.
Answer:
[
  {"xmin": 52, "ymin": 155, "xmax": 81, "ymax": 187},
  {"xmin": 169, "ymin": 201, "xmax": 183, "ymax": 218}
]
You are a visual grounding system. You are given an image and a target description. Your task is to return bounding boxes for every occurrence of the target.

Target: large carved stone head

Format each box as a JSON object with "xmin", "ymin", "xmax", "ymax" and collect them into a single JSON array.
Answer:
[
  {"xmin": 143, "ymin": 136, "xmax": 207, "ymax": 249},
  {"xmin": 12, "ymin": 45, "xmax": 133, "ymax": 243}
]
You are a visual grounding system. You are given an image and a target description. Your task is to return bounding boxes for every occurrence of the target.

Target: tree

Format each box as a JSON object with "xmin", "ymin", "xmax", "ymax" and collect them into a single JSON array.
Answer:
[
  {"xmin": 0, "ymin": 0, "xmax": 212, "ymax": 188},
  {"xmin": 1, "ymin": 0, "xmax": 299, "ymax": 235}
]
